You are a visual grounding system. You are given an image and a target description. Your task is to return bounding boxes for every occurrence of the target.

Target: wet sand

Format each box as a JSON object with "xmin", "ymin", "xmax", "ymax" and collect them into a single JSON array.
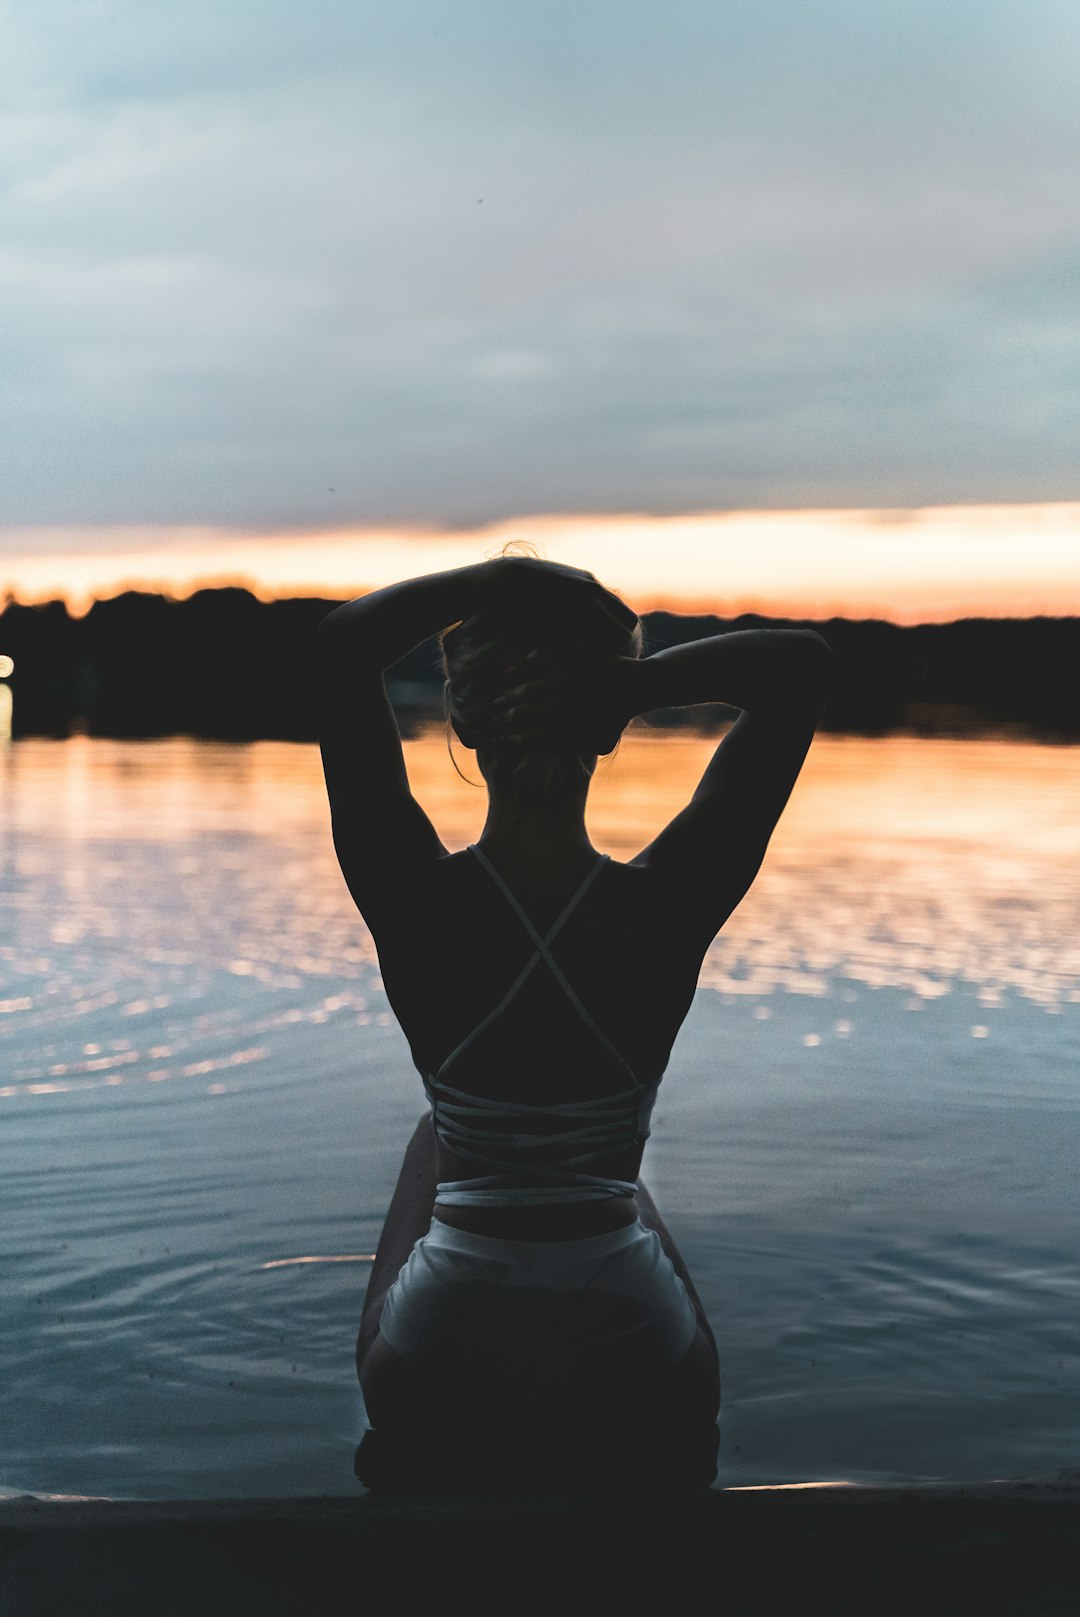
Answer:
[{"xmin": 2, "ymin": 1484, "xmax": 1079, "ymax": 1617}]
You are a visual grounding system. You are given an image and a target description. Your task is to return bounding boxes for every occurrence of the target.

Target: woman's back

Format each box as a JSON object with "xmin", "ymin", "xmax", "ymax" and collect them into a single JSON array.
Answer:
[
  {"xmin": 371, "ymin": 846, "xmax": 712, "ymax": 1235},
  {"xmin": 375, "ymin": 849, "xmax": 708, "ymax": 1089}
]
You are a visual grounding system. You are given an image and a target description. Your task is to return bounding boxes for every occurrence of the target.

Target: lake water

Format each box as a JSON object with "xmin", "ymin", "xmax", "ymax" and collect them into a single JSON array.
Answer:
[{"xmin": 1, "ymin": 730, "xmax": 1078, "ymax": 1499}]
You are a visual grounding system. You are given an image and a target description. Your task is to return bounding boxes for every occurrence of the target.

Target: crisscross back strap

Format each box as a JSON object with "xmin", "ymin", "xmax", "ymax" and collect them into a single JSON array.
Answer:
[{"xmin": 433, "ymin": 844, "xmax": 638, "ymax": 1087}]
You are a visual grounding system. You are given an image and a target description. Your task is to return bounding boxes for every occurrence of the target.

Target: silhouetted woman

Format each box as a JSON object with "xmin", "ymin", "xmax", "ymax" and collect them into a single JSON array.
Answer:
[{"xmin": 317, "ymin": 554, "xmax": 831, "ymax": 1489}]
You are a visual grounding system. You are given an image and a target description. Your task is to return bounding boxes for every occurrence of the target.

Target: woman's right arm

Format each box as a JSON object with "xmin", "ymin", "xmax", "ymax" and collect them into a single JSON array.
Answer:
[{"xmin": 625, "ymin": 627, "xmax": 833, "ymax": 928}]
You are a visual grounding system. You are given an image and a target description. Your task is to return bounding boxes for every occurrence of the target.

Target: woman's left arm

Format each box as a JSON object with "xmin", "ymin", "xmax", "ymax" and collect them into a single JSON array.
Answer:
[{"xmin": 316, "ymin": 562, "xmax": 494, "ymax": 916}]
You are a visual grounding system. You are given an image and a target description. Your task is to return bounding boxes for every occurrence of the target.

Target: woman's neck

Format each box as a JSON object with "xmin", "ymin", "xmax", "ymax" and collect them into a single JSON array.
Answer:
[{"xmin": 476, "ymin": 789, "xmax": 595, "ymax": 867}]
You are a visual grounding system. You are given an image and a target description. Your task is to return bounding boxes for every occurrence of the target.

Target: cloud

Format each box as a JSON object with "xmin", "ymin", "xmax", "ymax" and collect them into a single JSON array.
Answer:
[{"xmin": 2, "ymin": 0, "xmax": 1079, "ymax": 537}]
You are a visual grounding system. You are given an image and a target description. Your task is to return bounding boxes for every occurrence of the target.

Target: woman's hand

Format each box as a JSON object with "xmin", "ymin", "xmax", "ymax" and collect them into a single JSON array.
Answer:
[{"xmin": 481, "ymin": 555, "xmax": 638, "ymax": 655}]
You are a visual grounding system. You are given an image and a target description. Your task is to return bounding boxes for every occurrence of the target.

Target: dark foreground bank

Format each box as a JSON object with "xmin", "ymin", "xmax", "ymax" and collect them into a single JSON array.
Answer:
[{"xmin": 2, "ymin": 1484, "xmax": 1079, "ymax": 1617}]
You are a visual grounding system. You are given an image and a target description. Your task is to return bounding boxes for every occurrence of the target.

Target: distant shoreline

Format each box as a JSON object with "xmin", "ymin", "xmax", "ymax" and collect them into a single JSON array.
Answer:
[{"xmin": 2, "ymin": 588, "xmax": 1078, "ymax": 741}]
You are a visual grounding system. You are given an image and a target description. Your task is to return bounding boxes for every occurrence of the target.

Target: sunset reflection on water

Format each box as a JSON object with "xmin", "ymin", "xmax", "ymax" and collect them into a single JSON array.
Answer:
[{"xmin": 1, "ymin": 729, "xmax": 1076, "ymax": 1100}]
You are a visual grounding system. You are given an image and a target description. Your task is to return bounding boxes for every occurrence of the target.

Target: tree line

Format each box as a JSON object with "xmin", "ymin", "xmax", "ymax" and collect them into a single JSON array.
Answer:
[{"xmin": 0, "ymin": 588, "xmax": 1076, "ymax": 739}]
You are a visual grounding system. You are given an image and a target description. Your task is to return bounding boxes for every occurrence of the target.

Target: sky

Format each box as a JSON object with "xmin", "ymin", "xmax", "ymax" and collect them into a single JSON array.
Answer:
[{"xmin": 2, "ymin": 0, "xmax": 1079, "ymax": 618}]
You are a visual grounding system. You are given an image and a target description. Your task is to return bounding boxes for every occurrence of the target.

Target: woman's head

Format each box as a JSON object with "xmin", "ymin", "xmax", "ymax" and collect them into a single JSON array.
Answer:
[{"xmin": 439, "ymin": 550, "xmax": 643, "ymax": 806}]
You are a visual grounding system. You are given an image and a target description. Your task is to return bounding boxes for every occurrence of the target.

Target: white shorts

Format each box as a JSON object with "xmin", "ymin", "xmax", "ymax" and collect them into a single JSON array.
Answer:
[{"xmin": 378, "ymin": 1215, "xmax": 699, "ymax": 1383}]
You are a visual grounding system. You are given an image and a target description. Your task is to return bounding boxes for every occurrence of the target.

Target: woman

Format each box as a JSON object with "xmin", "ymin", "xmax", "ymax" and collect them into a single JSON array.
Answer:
[{"xmin": 317, "ymin": 553, "xmax": 831, "ymax": 1490}]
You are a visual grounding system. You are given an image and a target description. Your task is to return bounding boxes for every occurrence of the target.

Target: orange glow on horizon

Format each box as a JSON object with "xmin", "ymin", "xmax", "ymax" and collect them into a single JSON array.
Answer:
[{"xmin": 2, "ymin": 502, "xmax": 1079, "ymax": 623}]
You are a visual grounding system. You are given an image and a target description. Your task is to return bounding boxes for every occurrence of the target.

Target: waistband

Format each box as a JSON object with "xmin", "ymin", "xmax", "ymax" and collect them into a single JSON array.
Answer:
[{"xmin": 422, "ymin": 1215, "xmax": 649, "ymax": 1268}]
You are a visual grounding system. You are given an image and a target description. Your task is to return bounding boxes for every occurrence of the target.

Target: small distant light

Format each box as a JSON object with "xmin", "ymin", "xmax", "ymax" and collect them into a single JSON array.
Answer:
[{"xmin": 0, "ymin": 655, "xmax": 13, "ymax": 679}]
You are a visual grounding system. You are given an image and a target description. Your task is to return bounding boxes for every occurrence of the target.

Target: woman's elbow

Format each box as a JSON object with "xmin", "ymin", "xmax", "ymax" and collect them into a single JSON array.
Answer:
[
  {"xmin": 794, "ymin": 630, "xmax": 834, "ymax": 679},
  {"xmin": 771, "ymin": 627, "xmax": 833, "ymax": 675},
  {"xmin": 788, "ymin": 631, "xmax": 834, "ymax": 709},
  {"xmin": 794, "ymin": 628, "xmax": 833, "ymax": 657}
]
